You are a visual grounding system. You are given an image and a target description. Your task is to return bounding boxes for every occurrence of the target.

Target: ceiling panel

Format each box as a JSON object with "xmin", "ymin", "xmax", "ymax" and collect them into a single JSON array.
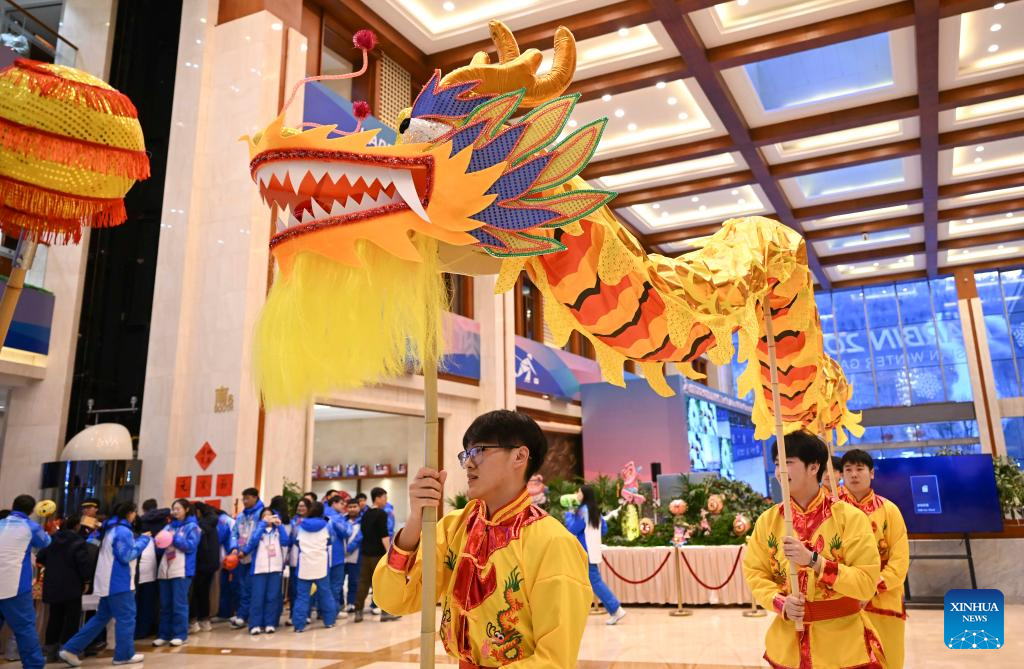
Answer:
[
  {"xmin": 618, "ymin": 184, "xmax": 772, "ymax": 235},
  {"xmin": 813, "ymin": 225, "xmax": 924, "ymax": 257},
  {"xmin": 825, "ymin": 252, "xmax": 923, "ymax": 283},
  {"xmin": 939, "ymin": 2, "xmax": 1024, "ymax": 89}
]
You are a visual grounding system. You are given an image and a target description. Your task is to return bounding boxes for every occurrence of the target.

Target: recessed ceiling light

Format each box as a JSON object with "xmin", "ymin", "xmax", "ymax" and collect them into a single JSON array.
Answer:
[
  {"xmin": 601, "ymin": 94, "xmax": 612, "ymax": 102},
  {"xmin": 652, "ymin": 203, "xmax": 660, "ymax": 210},
  {"xmin": 738, "ymin": 198, "xmax": 746, "ymax": 205},
  {"xmin": 699, "ymin": 205, "xmax": 707, "ymax": 212},
  {"xmin": 270, "ymin": 22, "xmax": 282, "ymax": 31},
  {"xmin": 974, "ymin": 157, "xmax": 984, "ymax": 164},
  {"xmin": 976, "ymin": 145, "xmax": 985, "ymax": 152},
  {"xmin": 738, "ymin": 0, "xmax": 749, "ymax": 6},
  {"xmin": 991, "ymin": 23, "xmax": 1002, "ymax": 32},
  {"xmin": 617, "ymin": 27, "xmax": 629, "ymax": 38},
  {"xmin": 999, "ymin": 244, "xmax": 1005, "ymax": 249},
  {"xmin": 614, "ymin": 109, "xmax": 625, "ymax": 118},
  {"xmin": 667, "ymin": 97, "xmax": 678, "ymax": 106},
  {"xmin": 988, "ymin": 44, "xmax": 1000, "ymax": 53},
  {"xmin": 443, "ymin": 1, "xmax": 456, "ymax": 11},
  {"xmin": 873, "ymin": 262, "xmax": 880, "ymax": 267},
  {"xmin": 731, "ymin": 189, "xmax": 739, "ymax": 196},
  {"xmin": 661, "ymin": 211, "xmax": 669, "ymax": 218},
  {"xmin": 627, "ymin": 122, "xmax": 637, "ymax": 132},
  {"xmin": 1007, "ymin": 212, "xmax": 1015, "ymax": 217},
  {"xmin": 656, "ymin": 81, "xmax": 666, "ymax": 89},
  {"xmin": 691, "ymin": 196, "xmax": 700, "ymax": 203},
  {"xmin": 994, "ymin": 2, "xmax": 1005, "ymax": 9}
]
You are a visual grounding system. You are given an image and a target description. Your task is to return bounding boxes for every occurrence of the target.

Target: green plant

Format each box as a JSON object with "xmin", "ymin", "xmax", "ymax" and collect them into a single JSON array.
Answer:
[
  {"xmin": 993, "ymin": 456, "xmax": 1024, "ymax": 520},
  {"xmin": 446, "ymin": 491, "xmax": 469, "ymax": 510},
  {"xmin": 282, "ymin": 478, "xmax": 303, "ymax": 516}
]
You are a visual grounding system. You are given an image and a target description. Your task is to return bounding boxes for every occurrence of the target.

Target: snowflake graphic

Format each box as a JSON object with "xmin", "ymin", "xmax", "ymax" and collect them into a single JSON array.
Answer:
[
  {"xmin": 948, "ymin": 630, "xmax": 1002, "ymax": 649},
  {"xmin": 1013, "ymin": 322, "xmax": 1024, "ymax": 349},
  {"xmin": 910, "ymin": 369, "xmax": 942, "ymax": 401}
]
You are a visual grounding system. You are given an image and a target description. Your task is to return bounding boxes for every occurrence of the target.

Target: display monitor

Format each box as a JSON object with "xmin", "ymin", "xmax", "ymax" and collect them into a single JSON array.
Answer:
[
  {"xmin": 871, "ymin": 455, "xmax": 1003, "ymax": 534},
  {"xmin": 686, "ymin": 396, "xmax": 721, "ymax": 471}
]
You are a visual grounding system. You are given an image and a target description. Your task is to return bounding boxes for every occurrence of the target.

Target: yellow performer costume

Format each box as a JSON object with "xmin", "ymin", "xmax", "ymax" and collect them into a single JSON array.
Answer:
[
  {"xmin": 839, "ymin": 486, "xmax": 909, "ymax": 669},
  {"xmin": 743, "ymin": 487, "xmax": 887, "ymax": 669},
  {"xmin": 372, "ymin": 488, "xmax": 591, "ymax": 668}
]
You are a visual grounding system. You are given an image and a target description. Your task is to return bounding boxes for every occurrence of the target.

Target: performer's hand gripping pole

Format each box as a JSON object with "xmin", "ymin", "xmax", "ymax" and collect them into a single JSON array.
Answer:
[{"xmin": 763, "ymin": 301, "xmax": 803, "ymax": 632}]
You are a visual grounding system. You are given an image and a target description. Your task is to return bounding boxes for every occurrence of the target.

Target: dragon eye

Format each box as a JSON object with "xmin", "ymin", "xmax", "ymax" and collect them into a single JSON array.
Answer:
[{"xmin": 399, "ymin": 117, "xmax": 411, "ymax": 134}]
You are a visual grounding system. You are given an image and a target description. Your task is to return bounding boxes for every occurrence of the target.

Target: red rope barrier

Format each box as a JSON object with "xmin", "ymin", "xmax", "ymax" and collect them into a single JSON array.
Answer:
[
  {"xmin": 602, "ymin": 552, "xmax": 672, "ymax": 585},
  {"xmin": 680, "ymin": 546, "xmax": 745, "ymax": 590}
]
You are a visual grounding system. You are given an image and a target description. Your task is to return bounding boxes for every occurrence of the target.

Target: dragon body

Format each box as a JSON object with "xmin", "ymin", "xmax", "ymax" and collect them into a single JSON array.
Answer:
[{"xmin": 245, "ymin": 21, "xmax": 861, "ymax": 444}]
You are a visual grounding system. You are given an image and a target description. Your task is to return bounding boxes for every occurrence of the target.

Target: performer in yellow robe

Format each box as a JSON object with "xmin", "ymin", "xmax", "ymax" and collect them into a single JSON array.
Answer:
[
  {"xmin": 373, "ymin": 410, "xmax": 591, "ymax": 668},
  {"xmin": 839, "ymin": 449, "xmax": 910, "ymax": 669},
  {"xmin": 743, "ymin": 432, "xmax": 887, "ymax": 669}
]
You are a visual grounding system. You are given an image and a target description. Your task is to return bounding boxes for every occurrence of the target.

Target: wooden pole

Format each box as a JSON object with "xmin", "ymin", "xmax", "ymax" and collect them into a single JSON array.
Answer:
[
  {"xmin": 669, "ymin": 545, "xmax": 692, "ymax": 617},
  {"xmin": 0, "ymin": 235, "xmax": 38, "ymax": 350},
  {"xmin": 763, "ymin": 302, "xmax": 803, "ymax": 632},
  {"xmin": 420, "ymin": 357, "xmax": 439, "ymax": 669}
]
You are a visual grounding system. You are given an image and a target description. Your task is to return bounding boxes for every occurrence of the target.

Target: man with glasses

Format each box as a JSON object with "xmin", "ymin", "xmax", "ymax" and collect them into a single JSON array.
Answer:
[{"xmin": 372, "ymin": 410, "xmax": 591, "ymax": 668}]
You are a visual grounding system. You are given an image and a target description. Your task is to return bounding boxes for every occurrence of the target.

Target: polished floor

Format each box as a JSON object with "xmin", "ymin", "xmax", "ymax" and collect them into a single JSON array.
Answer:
[{"xmin": 63, "ymin": 605, "xmax": 1021, "ymax": 668}]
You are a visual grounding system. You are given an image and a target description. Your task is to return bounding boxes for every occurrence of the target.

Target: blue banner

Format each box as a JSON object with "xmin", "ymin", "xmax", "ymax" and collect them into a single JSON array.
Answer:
[{"xmin": 302, "ymin": 82, "xmax": 397, "ymax": 146}]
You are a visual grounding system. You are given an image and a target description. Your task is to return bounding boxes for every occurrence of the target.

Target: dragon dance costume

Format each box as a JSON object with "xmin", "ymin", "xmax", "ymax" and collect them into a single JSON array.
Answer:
[
  {"xmin": 743, "ymin": 487, "xmax": 888, "ymax": 669},
  {"xmin": 838, "ymin": 487, "xmax": 910, "ymax": 669},
  {"xmin": 372, "ymin": 488, "xmax": 591, "ymax": 668}
]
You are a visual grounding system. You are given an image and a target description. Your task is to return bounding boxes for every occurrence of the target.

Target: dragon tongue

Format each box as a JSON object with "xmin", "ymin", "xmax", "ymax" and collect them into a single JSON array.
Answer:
[{"xmin": 392, "ymin": 169, "xmax": 429, "ymax": 223}]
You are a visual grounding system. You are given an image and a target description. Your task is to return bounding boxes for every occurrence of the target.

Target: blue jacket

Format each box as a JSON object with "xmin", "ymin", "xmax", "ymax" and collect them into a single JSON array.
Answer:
[
  {"xmin": 564, "ymin": 504, "xmax": 606, "ymax": 556},
  {"xmin": 157, "ymin": 516, "xmax": 201, "ymax": 579},
  {"xmin": 242, "ymin": 517, "xmax": 290, "ymax": 574},
  {"xmin": 216, "ymin": 513, "xmax": 234, "ymax": 556},
  {"xmin": 0, "ymin": 511, "xmax": 50, "ymax": 599},
  {"xmin": 232, "ymin": 500, "xmax": 264, "ymax": 564},
  {"xmin": 383, "ymin": 502, "xmax": 396, "ymax": 538},
  {"xmin": 323, "ymin": 506, "xmax": 352, "ymax": 567},
  {"xmin": 92, "ymin": 518, "xmax": 150, "ymax": 597}
]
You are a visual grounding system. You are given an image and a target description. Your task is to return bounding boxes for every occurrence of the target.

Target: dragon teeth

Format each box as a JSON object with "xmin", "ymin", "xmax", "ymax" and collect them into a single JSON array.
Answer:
[
  {"xmin": 310, "ymin": 199, "xmax": 330, "ymax": 219},
  {"xmin": 392, "ymin": 170, "xmax": 429, "ymax": 222}
]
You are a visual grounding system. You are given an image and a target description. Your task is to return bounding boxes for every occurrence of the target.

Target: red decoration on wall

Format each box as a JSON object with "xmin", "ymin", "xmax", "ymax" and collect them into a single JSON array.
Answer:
[
  {"xmin": 216, "ymin": 473, "xmax": 233, "ymax": 497},
  {"xmin": 175, "ymin": 476, "xmax": 192, "ymax": 498},
  {"xmin": 195, "ymin": 474, "xmax": 212, "ymax": 497},
  {"xmin": 204, "ymin": 499, "xmax": 221, "ymax": 510},
  {"xmin": 195, "ymin": 442, "xmax": 217, "ymax": 471}
]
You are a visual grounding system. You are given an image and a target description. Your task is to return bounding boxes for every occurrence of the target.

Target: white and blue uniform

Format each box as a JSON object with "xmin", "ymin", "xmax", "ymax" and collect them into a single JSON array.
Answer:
[
  {"xmin": 565, "ymin": 504, "xmax": 620, "ymax": 615},
  {"xmin": 241, "ymin": 517, "xmax": 290, "ymax": 630},
  {"xmin": 62, "ymin": 518, "xmax": 150, "ymax": 664},
  {"xmin": 0, "ymin": 511, "xmax": 50, "ymax": 669},
  {"xmin": 156, "ymin": 516, "xmax": 200, "ymax": 641},
  {"xmin": 323, "ymin": 506, "xmax": 352, "ymax": 610},
  {"xmin": 290, "ymin": 517, "xmax": 338, "ymax": 631},
  {"xmin": 343, "ymin": 517, "xmax": 362, "ymax": 608},
  {"xmin": 230, "ymin": 500, "xmax": 263, "ymax": 622}
]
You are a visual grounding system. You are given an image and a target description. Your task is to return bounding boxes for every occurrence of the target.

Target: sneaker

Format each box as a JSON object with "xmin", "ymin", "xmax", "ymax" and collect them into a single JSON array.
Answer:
[
  {"xmin": 323, "ymin": 624, "xmax": 335, "ymax": 629},
  {"xmin": 606, "ymin": 608, "xmax": 627, "ymax": 625},
  {"xmin": 210, "ymin": 616, "xmax": 230, "ymax": 623},
  {"xmin": 112, "ymin": 653, "xmax": 145, "ymax": 665},
  {"xmin": 337, "ymin": 610, "xmax": 348, "ymax": 620},
  {"xmin": 170, "ymin": 639, "xmax": 185, "ymax": 647},
  {"xmin": 264, "ymin": 626, "xmax": 276, "ymax": 634},
  {"xmin": 345, "ymin": 604, "xmax": 355, "ymax": 613},
  {"xmin": 353, "ymin": 610, "xmax": 363, "ymax": 623},
  {"xmin": 249, "ymin": 627, "xmax": 262, "ymax": 636},
  {"xmin": 381, "ymin": 613, "xmax": 400, "ymax": 622},
  {"xmin": 58, "ymin": 649, "xmax": 82, "ymax": 667},
  {"xmin": 189, "ymin": 621, "xmax": 200, "ymax": 634},
  {"xmin": 284, "ymin": 617, "xmax": 293, "ymax": 626},
  {"xmin": 230, "ymin": 617, "xmax": 246, "ymax": 629},
  {"xmin": 371, "ymin": 607, "xmax": 381, "ymax": 615},
  {"xmin": 152, "ymin": 639, "xmax": 168, "ymax": 647},
  {"xmin": 200, "ymin": 620, "xmax": 213, "ymax": 632}
]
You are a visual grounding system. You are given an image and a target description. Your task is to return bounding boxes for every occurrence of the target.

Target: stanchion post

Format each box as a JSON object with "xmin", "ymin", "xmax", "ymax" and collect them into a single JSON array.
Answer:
[
  {"xmin": 741, "ymin": 539, "xmax": 765, "ymax": 617},
  {"xmin": 763, "ymin": 302, "xmax": 803, "ymax": 632},
  {"xmin": 669, "ymin": 545, "xmax": 693, "ymax": 617}
]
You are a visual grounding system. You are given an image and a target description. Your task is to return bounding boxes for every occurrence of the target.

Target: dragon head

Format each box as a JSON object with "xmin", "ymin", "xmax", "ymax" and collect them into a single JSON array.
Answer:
[{"xmin": 245, "ymin": 22, "xmax": 612, "ymax": 406}]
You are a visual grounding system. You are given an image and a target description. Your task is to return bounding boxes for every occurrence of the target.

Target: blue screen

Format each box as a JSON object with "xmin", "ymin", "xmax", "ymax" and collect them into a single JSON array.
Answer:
[{"xmin": 872, "ymin": 455, "xmax": 1003, "ymax": 534}]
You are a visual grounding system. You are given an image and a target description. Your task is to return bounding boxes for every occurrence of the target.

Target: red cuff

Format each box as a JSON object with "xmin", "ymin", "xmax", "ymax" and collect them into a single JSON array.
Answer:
[
  {"xmin": 772, "ymin": 594, "xmax": 786, "ymax": 615},
  {"xmin": 819, "ymin": 559, "xmax": 839, "ymax": 587},
  {"xmin": 877, "ymin": 577, "xmax": 887, "ymax": 592},
  {"xmin": 385, "ymin": 530, "xmax": 417, "ymax": 573}
]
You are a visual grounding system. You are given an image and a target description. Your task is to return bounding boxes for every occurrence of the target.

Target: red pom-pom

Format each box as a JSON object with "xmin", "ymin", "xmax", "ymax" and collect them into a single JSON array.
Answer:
[
  {"xmin": 353, "ymin": 29, "xmax": 378, "ymax": 52},
  {"xmin": 352, "ymin": 100, "xmax": 370, "ymax": 120}
]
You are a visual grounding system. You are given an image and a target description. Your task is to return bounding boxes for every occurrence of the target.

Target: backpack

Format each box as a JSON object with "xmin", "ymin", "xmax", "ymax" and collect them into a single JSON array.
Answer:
[{"xmin": 195, "ymin": 516, "xmax": 221, "ymax": 573}]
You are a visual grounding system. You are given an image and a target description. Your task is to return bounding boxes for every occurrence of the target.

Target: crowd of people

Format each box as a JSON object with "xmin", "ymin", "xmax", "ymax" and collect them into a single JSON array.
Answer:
[{"xmin": 0, "ymin": 484, "xmax": 397, "ymax": 668}]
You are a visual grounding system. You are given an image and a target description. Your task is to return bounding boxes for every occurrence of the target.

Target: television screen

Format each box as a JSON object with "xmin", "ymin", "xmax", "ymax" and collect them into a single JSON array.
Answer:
[
  {"xmin": 686, "ymin": 397, "xmax": 721, "ymax": 471},
  {"xmin": 871, "ymin": 455, "xmax": 1003, "ymax": 534}
]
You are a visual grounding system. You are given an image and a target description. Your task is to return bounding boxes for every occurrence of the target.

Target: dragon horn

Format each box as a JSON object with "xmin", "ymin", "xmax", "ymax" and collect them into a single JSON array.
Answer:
[{"xmin": 440, "ymin": 22, "xmax": 576, "ymax": 109}]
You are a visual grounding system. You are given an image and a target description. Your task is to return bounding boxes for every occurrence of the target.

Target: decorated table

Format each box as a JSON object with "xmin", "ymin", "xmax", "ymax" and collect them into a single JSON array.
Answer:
[{"xmin": 599, "ymin": 545, "xmax": 752, "ymax": 605}]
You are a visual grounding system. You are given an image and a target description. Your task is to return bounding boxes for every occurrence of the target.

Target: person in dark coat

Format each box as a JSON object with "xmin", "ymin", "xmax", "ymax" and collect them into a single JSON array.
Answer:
[
  {"xmin": 188, "ymin": 503, "xmax": 222, "ymax": 632},
  {"xmin": 35, "ymin": 515, "xmax": 93, "ymax": 661}
]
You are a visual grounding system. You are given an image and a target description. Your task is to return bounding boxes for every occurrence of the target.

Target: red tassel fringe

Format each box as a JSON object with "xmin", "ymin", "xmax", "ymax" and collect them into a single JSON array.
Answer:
[
  {"xmin": 0, "ymin": 206, "xmax": 83, "ymax": 245},
  {"xmin": 8, "ymin": 59, "xmax": 139, "ymax": 118},
  {"xmin": 0, "ymin": 176, "xmax": 128, "ymax": 228},
  {"xmin": 0, "ymin": 117, "xmax": 150, "ymax": 180}
]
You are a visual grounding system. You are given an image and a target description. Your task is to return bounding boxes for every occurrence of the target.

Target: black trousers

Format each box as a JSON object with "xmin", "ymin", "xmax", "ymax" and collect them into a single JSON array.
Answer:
[
  {"xmin": 45, "ymin": 599, "xmax": 83, "ymax": 646},
  {"xmin": 189, "ymin": 571, "xmax": 216, "ymax": 620},
  {"xmin": 353, "ymin": 555, "xmax": 383, "ymax": 612}
]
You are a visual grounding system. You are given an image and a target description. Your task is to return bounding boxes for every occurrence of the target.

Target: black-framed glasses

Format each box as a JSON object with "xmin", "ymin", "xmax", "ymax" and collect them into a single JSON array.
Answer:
[{"xmin": 457, "ymin": 443, "xmax": 516, "ymax": 469}]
